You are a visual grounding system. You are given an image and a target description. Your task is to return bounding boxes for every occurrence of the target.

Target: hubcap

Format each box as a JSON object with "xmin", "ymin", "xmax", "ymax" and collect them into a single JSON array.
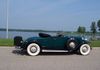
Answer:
[
  {"xmin": 69, "ymin": 42, "xmax": 75, "ymax": 48},
  {"xmin": 82, "ymin": 46, "xmax": 88, "ymax": 53},
  {"xmin": 30, "ymin": 46, "xmax": 37, "ymax": 53}
]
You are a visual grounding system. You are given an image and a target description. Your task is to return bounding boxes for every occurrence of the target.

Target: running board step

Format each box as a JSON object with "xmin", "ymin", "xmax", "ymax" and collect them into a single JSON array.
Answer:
[{"xmin": 42, "ymin": 50, "xmax": 68, "ymax": 52}]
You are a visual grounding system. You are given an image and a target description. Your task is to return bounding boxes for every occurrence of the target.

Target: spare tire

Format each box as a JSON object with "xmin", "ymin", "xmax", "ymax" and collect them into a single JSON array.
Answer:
[
  {"xmin": 14, "ymin": 36, "xmax": 23, "ymax": 46},
  {"xmin": 66, "ymin": 39, "xmax": 78, "ymax": 51}
]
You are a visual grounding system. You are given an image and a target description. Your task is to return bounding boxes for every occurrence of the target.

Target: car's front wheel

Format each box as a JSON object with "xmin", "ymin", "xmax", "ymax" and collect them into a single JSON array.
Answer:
[
  {"xmin": 79, "ymin": 44, "xmax": 91, "ymax": 56},
  {"xmin": 27, "ymin": 43, "xmax": 40, "ymax": 56}
]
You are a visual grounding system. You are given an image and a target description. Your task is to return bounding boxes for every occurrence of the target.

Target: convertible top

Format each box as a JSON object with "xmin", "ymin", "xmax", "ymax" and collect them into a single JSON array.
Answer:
[
  {"xmin": 39, "ymin": 33, "xmax": 51, "ymax": 38},
  {"xmin": 39, "ymin": 33, "xmax": 64, "ymax": 38}
]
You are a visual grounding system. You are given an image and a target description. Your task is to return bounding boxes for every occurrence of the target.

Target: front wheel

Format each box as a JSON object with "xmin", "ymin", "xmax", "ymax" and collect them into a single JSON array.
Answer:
[
  {"xmin": 79, "ymin": 44, "xmax": 91, "ymax": 56},
  {"xmin": 27, "ymin": 43, "xmax": 40, "ymax": 56}
]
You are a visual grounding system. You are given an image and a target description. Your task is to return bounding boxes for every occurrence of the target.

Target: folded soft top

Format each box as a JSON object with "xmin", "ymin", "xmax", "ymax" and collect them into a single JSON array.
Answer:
[{"xmin": 39, "ymin": 33, "xmax": 51, "ymax": 38}]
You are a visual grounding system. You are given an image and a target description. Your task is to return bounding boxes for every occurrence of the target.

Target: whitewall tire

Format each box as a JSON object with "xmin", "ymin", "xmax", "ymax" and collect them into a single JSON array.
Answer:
[
  {"xmin": 27, "ymin": 43, "xmax": 40, "ymax": 56},
  {"xmin": 79, "ymin": 44, "xmax": 91, "ymax": 56}
]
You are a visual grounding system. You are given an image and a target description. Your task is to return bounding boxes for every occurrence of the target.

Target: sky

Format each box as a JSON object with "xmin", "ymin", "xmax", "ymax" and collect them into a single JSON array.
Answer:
[{"xmin": 0, "ymin": 0, "xmax": 100, "ymax": 31}]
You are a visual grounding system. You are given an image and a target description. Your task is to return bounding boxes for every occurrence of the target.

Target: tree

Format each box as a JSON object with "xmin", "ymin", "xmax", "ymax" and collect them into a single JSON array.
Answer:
[
  {"xmin": 97, "ymin": 20, "xmax": 100, "ymax": 31},
  {"xmin": 90, "ymin": 21, "xmax": 97, "ymax": 39},
  {"xmin": 77, "ymin": 26, "xmax": 86, "ymax": 34}
]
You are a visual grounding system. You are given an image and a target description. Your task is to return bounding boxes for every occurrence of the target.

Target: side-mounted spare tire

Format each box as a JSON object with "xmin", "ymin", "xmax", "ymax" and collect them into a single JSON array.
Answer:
[
  {"xmin": 66, "ymin": 39, "xmax": 78, "ymax": 52},
  {"xmin": 14, "ymin": 36, "xmax": 23, "ymax": 46}
]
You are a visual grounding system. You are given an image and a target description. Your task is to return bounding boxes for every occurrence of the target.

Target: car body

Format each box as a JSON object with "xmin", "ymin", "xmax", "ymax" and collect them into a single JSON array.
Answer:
[{"xmin": 14, "ymin": 33, "xmax": 91, "ymax": 56}]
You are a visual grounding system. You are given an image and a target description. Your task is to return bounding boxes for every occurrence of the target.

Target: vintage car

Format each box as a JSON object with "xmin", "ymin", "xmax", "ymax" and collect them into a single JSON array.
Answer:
[{"xmin": 14, "ymin": 33, "xmax": 91, "ymax": 56}]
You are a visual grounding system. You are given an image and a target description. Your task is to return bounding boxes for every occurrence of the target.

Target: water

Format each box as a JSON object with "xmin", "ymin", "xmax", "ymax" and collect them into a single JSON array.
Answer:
[
  {"xmin": 0, "ymin": 31, "xmax": 56, "ymax": 39},
  {"xmin": 0, "ymin": 31, "xmax": 100, "ymax": 40}
]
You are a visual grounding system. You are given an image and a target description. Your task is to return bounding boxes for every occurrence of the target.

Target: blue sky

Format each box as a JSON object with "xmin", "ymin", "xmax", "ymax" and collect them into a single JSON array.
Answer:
[{"xmin": 0, "ymin": 0, "xmax": 100, "ymax": 31}]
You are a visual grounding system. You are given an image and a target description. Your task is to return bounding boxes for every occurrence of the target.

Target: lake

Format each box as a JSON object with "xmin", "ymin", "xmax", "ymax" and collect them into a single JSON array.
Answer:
[
  {"xmin": 0, "ymin": 31, "xmax": 56, "ymax": 39},
  {"xmin": 0, "ymin": 31, "xmax": 100, "ymax": 40}
]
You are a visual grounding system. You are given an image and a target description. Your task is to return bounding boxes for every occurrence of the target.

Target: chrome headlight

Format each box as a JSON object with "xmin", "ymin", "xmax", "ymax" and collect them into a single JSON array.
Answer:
[
  {"xmin": 84, "ymin": 38, "xmax": 88, "ymax": 41},
  {"xmin": 25, "ymin": 40, "xmax": 28, "ymax": 42},
  {"xmin": 82, "ymin": 37, "xmax": 88, "ymax": 41}
]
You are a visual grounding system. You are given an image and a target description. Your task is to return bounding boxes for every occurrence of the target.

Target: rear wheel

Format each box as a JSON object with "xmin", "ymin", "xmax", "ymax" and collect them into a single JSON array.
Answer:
[
  {"xmin": 27, "ymin": 43, "xmax": 40, "ymax": 56},
  {"xmin": 79, "ymin": 44, "xmax": 91, "ymax": 56}
]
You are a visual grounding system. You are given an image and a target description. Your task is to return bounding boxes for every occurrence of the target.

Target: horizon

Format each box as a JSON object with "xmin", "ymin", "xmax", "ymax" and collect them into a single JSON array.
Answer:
[{"xmin": 0, "ymin": 0, "xmax": 100, "ymax": 31}]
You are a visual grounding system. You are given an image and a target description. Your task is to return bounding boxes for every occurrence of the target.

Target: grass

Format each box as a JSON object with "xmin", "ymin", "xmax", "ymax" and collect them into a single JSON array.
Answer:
[
  {"xmin": 0, "ymin": 38, "xmax": 100, "ymax": 47},
  {"xmin": 90, "ymin": 40, "xmax": 100, "ymax": 47},
  {"xmin": 0, "ymin": 39, "xmax": 13, "ymax": 46}
]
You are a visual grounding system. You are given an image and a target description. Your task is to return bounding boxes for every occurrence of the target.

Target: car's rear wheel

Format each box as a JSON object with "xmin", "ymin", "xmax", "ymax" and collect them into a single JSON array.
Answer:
[
  {"xmin": 27, "ymin": 43, "xmax": 40, "ymax": 56},
  {"xmin": 79, "ymin": 44, "xmax": 91, "ymax": 56}
]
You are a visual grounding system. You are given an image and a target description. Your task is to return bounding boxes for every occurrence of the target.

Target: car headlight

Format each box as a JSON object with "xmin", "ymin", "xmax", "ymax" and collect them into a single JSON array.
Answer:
[{"xmin": 82, "ymin": 37, "xmax": 88, "ymax": 41}]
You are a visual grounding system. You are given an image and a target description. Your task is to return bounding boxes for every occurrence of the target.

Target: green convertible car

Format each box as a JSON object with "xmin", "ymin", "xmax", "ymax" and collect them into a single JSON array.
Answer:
[{"xmin": 14, "ymin": 33, "xmax": 91, "ymax": 56}]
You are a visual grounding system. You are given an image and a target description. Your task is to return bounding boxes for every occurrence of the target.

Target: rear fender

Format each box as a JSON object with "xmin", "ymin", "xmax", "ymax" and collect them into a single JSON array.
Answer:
[{"xmin": 22, "ymin": 40, "xmax": 42, "ymax": 50}]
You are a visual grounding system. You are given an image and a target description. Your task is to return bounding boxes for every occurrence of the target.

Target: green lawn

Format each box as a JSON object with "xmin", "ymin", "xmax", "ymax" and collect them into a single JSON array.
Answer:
[
  {"xmin": 0, "ymin": 38, "xmax": 100, "ymax": 47},
  {"xmin": 0, "ymin": 39, "xmax": 13, "ymax": 46},
  {"xmin": 90, "ymin": 40, "xmax": 100, "ymax": 47}
]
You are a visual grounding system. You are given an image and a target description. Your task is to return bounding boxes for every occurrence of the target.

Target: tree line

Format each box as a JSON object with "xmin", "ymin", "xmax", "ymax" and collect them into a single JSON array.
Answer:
[
  {"xmin": 77, "ymin": 19, "xmax": 100, "ymax": 33},
  {"xmin": 77, "ymin": 19, "xmax": 100, "ymax": 40}
]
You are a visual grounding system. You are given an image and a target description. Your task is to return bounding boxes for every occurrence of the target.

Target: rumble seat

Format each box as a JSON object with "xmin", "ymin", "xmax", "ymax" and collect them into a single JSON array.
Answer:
[{"xmin": 39, "ymin": 33, "xmax": 51, "ymax": 38}]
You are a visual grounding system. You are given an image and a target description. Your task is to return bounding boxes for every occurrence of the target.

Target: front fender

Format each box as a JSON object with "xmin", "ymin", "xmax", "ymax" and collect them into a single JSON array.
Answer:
[{"xmin": 76, "ymin": 40, "xmax": 91, "ymax": 51}]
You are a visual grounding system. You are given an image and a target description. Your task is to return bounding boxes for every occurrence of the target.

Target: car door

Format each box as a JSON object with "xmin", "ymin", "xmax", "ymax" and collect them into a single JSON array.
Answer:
[
  {"xmin": 39, "ymin": 37, "xmax": 55, "ymax": 49},
  {"xmin": 53, "ymin": 37, "xmax": 67, "ymax": 50}
]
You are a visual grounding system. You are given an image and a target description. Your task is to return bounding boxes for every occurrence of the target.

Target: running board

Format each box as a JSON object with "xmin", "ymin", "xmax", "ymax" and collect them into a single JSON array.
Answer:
[{"xmin": 42, "ymin": 50, "xmax": 68, "ymax": 52}]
